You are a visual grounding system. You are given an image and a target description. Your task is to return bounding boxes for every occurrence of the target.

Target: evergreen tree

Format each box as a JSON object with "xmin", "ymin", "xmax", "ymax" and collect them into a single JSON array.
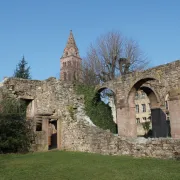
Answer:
[{"xmin": 13, "ymin": 56, "xmax": 31, "ymax": 79}]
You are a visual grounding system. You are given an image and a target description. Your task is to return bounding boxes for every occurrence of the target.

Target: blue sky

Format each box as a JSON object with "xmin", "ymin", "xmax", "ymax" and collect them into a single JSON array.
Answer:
[{"xmin": 0, "ymin": 0, "xmax": 180, "ymax": 81}]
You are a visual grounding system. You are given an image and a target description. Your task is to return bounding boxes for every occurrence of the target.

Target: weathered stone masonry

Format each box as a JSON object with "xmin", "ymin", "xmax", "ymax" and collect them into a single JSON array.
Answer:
[
  {"xmin": 98, "ymin": 60, "xmax": 180, "ymax": 138},
  {"xmin": 1, "ymin": 74, "xmax": 180, "ymax": 159}
]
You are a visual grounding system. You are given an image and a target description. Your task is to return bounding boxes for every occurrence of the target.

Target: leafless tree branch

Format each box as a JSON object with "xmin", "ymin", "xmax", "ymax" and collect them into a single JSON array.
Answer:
[{"xmin": 82, "ymin": 31, "xmax": 149, "ymax": 85}]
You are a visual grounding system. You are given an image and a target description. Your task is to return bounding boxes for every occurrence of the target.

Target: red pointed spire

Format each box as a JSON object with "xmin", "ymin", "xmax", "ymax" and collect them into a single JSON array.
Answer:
[{"xmin": 63, "ymin": 30, "xmax": 79, "ymax": 58}]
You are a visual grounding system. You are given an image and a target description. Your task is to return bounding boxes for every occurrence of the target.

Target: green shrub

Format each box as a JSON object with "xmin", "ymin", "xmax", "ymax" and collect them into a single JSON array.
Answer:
[
  {"xmin": 0, "ymin": 116, "xmax": 33, "ymax": 153},
  {"xmin": 0, "ymin": 93, "xmax": 34, "ymax": 153},
  {"xmin": 142, "ymin": 121, "xmax": 151, "ymax": 137},
  {"xmin": 75, "ymin": 84, "xmax": 117, "ymax": 133}
]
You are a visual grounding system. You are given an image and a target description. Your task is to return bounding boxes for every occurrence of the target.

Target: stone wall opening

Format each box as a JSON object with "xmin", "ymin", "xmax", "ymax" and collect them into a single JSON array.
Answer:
[
  {"xmin": 19, "ymin": 98, "xmax": 34, "ymax": 119},
  {"xmin": 36, "ymin": 120, "xmax": 42, "ymax": 131},
  {"xmin": 48, "ymin": 119, "xmax": 57, "ymax": 150},
  {"xmin": 95, "ymin": 87, "xmax": 118, "ymax": 134},
  {"xmin": 128, "ymin": 78, "xmax": 169, "ymax": 138}
]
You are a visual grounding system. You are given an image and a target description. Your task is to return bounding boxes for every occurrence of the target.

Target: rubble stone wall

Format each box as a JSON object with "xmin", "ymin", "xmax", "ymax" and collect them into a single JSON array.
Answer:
[
  {"xmin": 1, "ymin": 77, "xmax": 180, "ymax": 159},
  {"xmin": 60, "ymin": 97, "xmax": 180, "ymax": 160},
  {"xmin": 97, "ymin": 60, "xmax": 180, "ymax": 137},
  {"xmin": 98, "ymin": 60, "xmax": 180, "ymax": 107}
]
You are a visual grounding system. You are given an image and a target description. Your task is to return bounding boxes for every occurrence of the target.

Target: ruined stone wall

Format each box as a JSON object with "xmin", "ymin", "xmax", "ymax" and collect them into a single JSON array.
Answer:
[
  {"xmin": 99, "ymin": 60, "xmax": 180, "ymax": 106},
  {"xmin": 61, "ymin": 114, "xmax": 180, "ymax": 159},
  {"xmin": 0, "ymin": 77, "xmax": 95, "ymax": 151},
  {"xmin": 2, "ymin": 77, "xmax": 79, "ymax": 116},
  {"xmin": 1, "ymin": 77, "xmax": 180, "ymax": 159},
  {"xmin": 96, "ymin": 60, "xmax": 180, "ymax": 137},
  {"xmin": 0, "ymin": 77, "xmax": 84, "ymax": 151},
  {"xmin": 57, "ymin": 94, "xmax": 180, "ymax": 160}
]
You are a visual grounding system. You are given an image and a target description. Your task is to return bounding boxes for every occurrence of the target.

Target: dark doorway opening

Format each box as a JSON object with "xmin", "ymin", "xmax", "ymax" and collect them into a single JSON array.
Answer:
[
  {"xmin": 48, "ymin": 120, "xmax": 57, "ymax": 150},
  {"xmin": 129, "ymin": 78, "xmax": 170, "ymax": 138},
  {"xmin": 134, "ymin": 86, "xmax": 169, "ymax": 138}
]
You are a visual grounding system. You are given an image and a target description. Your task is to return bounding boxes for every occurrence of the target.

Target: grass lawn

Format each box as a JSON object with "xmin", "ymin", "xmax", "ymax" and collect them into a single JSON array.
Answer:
[{"xmin": 0, "ymin": 151, "xmax": 180, "ymax": 180}]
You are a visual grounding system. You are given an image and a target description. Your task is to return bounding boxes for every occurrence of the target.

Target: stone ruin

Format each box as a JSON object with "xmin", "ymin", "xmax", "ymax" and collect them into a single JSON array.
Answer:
[
  {"xmin": 98, "ymin": 60, "xmax": 180, "ymax": 139},
  {"xmin": 0, "ymin": 73, "xmax": 180, "ymax": 160}
]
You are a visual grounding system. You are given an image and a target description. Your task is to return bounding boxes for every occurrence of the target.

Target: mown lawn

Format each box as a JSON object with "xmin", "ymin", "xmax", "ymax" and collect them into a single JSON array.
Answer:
[{"xmin": 0, "ymin": 151, "xmax": 180, "ymax": 180}]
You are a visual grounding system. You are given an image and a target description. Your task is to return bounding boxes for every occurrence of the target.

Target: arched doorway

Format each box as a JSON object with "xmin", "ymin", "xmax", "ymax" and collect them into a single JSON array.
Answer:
[{"xmin": 128, "ymin": 78, "xmax": 168, "ymax": 138}]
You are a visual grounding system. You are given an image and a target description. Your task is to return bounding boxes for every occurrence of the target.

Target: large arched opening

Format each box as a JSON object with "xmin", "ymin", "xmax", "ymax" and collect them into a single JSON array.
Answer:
[
  {"xmin": 94, "ymin": 87, "xmax": 118, "ymax": 134},
  {"xmin": 128, "ymin": 78, "xmax": 169, "ymax": 138}
]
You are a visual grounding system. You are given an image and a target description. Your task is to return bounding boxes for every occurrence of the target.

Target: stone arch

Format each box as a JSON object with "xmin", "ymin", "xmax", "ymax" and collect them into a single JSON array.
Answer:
[
  {"xmin": 140, "ymin": 85, "xmax": 161, "ymax": 104},
  {"xmin": 127, "ymin": 78, "xmax": 168, "ymax": 137},
  {"xmin": 96, "ymin": 87, "xmax": 117, "ymax": 108},
  {"xmin": 96, "ymin": 87, "xmax": 116, "ymax": 95},
  {"xmin": 132, "ymin": 73, "xmax": 162, "ymax": 86},
  {"xmin": 127, "ymin": 78, "xmax": 158, "ymax": 117},
  {"xmin": 96, "ymin": 86, "xmax": 116, "ymax": 95},
  {"xmin": 128, "ymin": 77, "xmax": 157, "ymax": 96},
  {"xmin": 140, "ymin": 86, "xmax": 160, "ymax": 108}
]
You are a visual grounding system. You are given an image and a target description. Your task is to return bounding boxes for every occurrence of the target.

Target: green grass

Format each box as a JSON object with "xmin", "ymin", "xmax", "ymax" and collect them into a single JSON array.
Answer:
[{"xmin": 0, "ymin": 151, "xmax": 180, "ymax": 180}]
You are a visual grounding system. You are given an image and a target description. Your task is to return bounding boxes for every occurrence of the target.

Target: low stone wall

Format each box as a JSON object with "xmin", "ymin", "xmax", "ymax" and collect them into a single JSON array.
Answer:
[
  {"xmin": 60, "ymin": 99, "xmax": 180, "ymax": 160},
  {"xmin": 31, "ymin": 131, "xmax": 48, "ymax": 152},
  {"xmin": 61, "ymin": 119, "xmax": 180, "ymax": 159}
]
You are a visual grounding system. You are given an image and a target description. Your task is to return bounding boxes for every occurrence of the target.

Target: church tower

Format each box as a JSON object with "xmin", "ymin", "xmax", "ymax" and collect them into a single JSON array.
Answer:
[{"xmin": 60, "ymin": 30, "xmax": 82, "ymax": 82}]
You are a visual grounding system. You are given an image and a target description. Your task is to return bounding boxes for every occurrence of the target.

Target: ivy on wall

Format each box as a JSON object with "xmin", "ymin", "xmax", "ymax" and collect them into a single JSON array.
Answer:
[{"xmin": 75, "ymin": 84, "xmax": 117, "ymax": 133}]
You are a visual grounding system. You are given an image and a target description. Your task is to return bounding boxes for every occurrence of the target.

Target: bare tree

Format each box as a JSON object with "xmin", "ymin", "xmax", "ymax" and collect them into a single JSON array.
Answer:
[
  {"xmin": 81, "ymin": 60, "xmax": 100, "ymax": 86},
  {"xmin": 83, "ymin": 31, "xmax": 148, "ymax": 84}
]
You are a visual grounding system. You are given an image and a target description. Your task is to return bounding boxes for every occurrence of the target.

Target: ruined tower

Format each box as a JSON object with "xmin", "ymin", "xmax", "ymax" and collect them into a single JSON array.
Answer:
[{"xmin": 60, "ymin": 30, "xmax": 82, "ymax": 81}]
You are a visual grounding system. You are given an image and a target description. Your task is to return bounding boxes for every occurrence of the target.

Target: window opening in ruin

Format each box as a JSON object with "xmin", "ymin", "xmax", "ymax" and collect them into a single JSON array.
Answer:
[
  {"xmin": 36, "ymin": 122, "xmax": 42, "ymax": 131},
  {"xmin": 20, "ymin": 99, "xmax": 34, "ymax": 119}
]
